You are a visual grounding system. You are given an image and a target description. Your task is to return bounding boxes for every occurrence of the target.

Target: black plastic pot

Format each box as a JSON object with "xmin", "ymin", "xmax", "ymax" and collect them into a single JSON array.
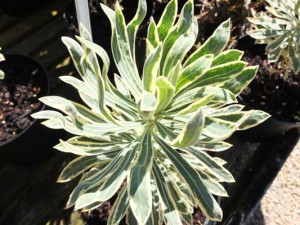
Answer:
[
  {"xmin": 0, "ymin": 54, "xmax": 65, "ymax": 164},
  {"xmin": 234, "ymin": 36, "xmax": 300, "ymax": 141},
  {"xmin": 237, "ymin": 116, "xmax": 300, "ymax": 142},
  {"xmin": 236, "ymin": 96, "xmax": 300, "ymax": 142}
]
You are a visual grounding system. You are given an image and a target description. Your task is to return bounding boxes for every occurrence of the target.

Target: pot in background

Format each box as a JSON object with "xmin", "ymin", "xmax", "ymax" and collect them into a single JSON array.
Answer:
[
  {"xmin": 234, "ymin": 36, "xmax": 300, "ymax": 141},
  {"xmin": 0, "ymin": 54, "xmax": 65, "ymax": 164},
  {"xmin": 236, "ymin": 96, "xmax": 300, "ymax": 142}
]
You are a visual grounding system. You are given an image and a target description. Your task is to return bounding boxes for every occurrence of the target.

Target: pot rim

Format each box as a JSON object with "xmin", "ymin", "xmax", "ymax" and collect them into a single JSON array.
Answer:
[
  {"xmin": 0, "ymin": 54, "xmax": 49, "ymax": 147},
  {"xmin": 237, "ymin": 95, "xmax": 300, "ymax": 127}
]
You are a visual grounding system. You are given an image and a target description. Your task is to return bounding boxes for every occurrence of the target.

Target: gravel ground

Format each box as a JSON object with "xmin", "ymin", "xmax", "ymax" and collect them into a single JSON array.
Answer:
[{"xmin": 244, "ymin": 137, "xmax": 300, "ymax": 225}]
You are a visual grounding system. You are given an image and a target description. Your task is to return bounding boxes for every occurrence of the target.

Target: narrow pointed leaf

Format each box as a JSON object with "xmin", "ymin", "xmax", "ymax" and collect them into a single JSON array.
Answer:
[
  {"xmin": 198, "ymin": 171, "xmax": 228, "ymax": 197},
  {"xmin": 162, "ymin": 19, "xmax": 198, "ymax": 76},
  {"xmin": 61, "ymin": 37, "xmax": 85, "ymax": 77},
  {"xmin": 185, "ymin": 147, "xmax": 235, "ymax": 183},
  {"xmin": 75, "ymin": 192, "xmax": 99, "ymax": 210},
  {"xmin": 288, "ymin": 43, "xmax": 300, "ymax": 74},
  {"xmin": 184, "ymin": 19, "xmax": 231, "ymax": 66},
  {"xmin": 167, "ymin": 60, "xmax": 181, "ymax": 86},
  {"xmin": 147, "ymin": 18, "xmax": 160, "ymax": 50},
  {"xmin": 155, "ymin": 136, "xmax": 223, "ymax": 221},
  {"xmin": 57, "ymin": 156, "xmax": 100, "ymax": 182},
  {"xmin": 155, "ymin": 77, "xmax": 175, "ymax": 114},
  {"xmin": 171, "ymin": 109, "xmax": 204, "ymax": 148},
  {"xmin": 79, "ymin": 23, "xmax": 93, "ymax": 41},
  {"xmin": 152, "ymin": 162, "xmax": 183, "ymax": 225},
  {"xmin": 219, "ymin": 66, "xmax": 258, "ymax": 96},
  {"xmin": 127, "ymin": 0, "xmax": 147, "ymax": 58},
  {"xmin": 143, "ymin": 44, "xmax": 162, "ymax": 92},
  {"xmin": 192, "ymin": 61, "xmax": 247, "ymax": 88},
  {"xmin": 175, "ymin": 94, "xmax": 215, "ymax": 116},
  {"xmin": 129, "ymin": 130, "xmax": 153, "ymax": 225},
  {"xmin": 238, "ymin": 110, "xmax": 270, "ymax": 130},
  {"xmin": 176, "ymin": 54, "xmax": 213, "ymax": 91},
  {"xmin": 212, "ymin": 49, "xmax": 243, "ymax": 66},
  {"xmin": 107, "ymin": 185, "xmax": 129, "ymax": 225},
  {"xmin": 160, "ymin": 0, "xmax": 194, "ymax": 74},
  {"xmin": 157, "ymin": 0, "xmax": 177, "ymax": 41},
  {"xmin": 76, "ymin": 36, "xmax": 110, "ymax": 85}
]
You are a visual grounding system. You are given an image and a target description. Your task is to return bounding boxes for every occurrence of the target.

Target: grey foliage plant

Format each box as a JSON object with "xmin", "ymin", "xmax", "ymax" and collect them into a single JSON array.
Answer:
[
  {"xmin": 247, "ymin": 0, "xmax": 300, "ymax": 75},
  {"xmin": 32, "ymin": 0, "xmax": 269, "ymax": 224}
]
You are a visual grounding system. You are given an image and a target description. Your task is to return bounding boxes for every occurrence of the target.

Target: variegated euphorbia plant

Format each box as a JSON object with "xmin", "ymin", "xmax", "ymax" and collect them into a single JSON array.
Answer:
[
  {"xmin": 247, "ymin": 0, "xmax": 300, "ymax": 75},
  {"xmin": 32, "ymin": 0, "xmax": 269, "ymax": 224}
]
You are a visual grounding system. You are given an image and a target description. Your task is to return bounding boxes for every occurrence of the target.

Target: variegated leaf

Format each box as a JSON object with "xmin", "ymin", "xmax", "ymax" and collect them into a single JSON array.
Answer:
[
  {"xmin": 167, "ymin": 60, "xmax": 181, "ymax": 86},
  {"xmin": 160, "ymin": 0, "xmax": 194, "ymax": 74},
  {"xmin": 107, "ymin": 185, "xmax": 129, "ymax": 225},
  {"xmin": 143, "ymin": 44, "xmax": 162, "ymax": 93},
  {"xmin": 184, "ymin": 19, "xmax": 231, "ymax": 66},
  {"xmin": 82, "ymin": 121, "xmax": 140, "ymax": 137},
  {"xmin": 155, "ymin": 136, "xmax": 223, "ymax": 221},
  {"xmin": 54, "ymin": 140, "xmax": 123, "ymax": 156},
  {"xmin": 155, "ymin": 77, "xmax": 175, "ymax": 114},
  {"xmin": 212, "ymin": 49, "xmax": 243, "ymax": 66},
  {"xmin": 219, "ymin": 66, "xmax": 258, "ymax": 96},
  {"xmin": 194, "ymin": 141, "xmax": 232, "ymax": 152},
  {"xmin": 157, "ymin": 0, "xmax": 177, "ymax": 41},
  {"xmin": 176, "ymin": 54, "xmax": 214, "ymax": 91},
  {"xmin": 170, "ymin": 86, "xmax": 236, "ymax": 113},
  {"xmin": 127, "ymin": 0, "xmax": 147, "ymax": 59},
  {"xmin": 72, "ymin": 141, "xmax": 139, "ymax": 210},
  {"xmin": 76, "ymin": 36, "xmax": 110, "ymax": 85},
  {"xmin": 171, "ymin": 110, "xmax": 204, "ymax": 148},
  {"xmin": 104, "ymin": 3, "xmax": 143, "ymax": 101},
  {"xmin": 162, "ymin": 19, "xmax": 198, "ymax": 76},
  {"xmin": 147, "ymin": 18, "xmax": 160, "ymax": 51},
  {"xmin": 189, "ymin": 61, "xmax": 247, "ymax": 89},
  {"xmin": 57, "ymin": 156, "xmax": 100, "ymax": 182},
  {"xmin": 238, "ymin": 110, "xmax": 270, "ymax": 130},
  {"xmin": 201, "ymin": 117, "xmax": 237, "ymax": 142},
  {"xmin": 145, "ymin": 179, "xmax": 163, "ymax": 225},
  {"xmin": 61, "ymin": 37, "xmax": 85, "ymax": 77},
  {"xmin": 152, "ymin": 161, "xmax": 183, "ymax": 225},
  {"xmin": 31, "ymin": 110, "xmax": 86, "ymax": 136},
  {"xmin": 197, "ymin": 171, "xmax": 228, "ymax": 197},
  {"xmin": 175, "ymin": 94, "xmax": 215, "ymax": 116},
  {"xmin": 129, "ymin": 130, "xmax": 153, "ymax": 225},
  {"xmin": 184, "ymin": 147, "xmax": 235, "ymax": 183}
]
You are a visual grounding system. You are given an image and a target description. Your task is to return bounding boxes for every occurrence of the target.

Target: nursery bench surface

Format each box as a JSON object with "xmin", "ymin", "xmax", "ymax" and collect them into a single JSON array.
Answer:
[
  {"xmin": 0, "ymin": 0, "xmax": 299, "ymax": 225},
  {"xmin": 0, "ymin": 0, "xmax": 80, "ymax": 224}
]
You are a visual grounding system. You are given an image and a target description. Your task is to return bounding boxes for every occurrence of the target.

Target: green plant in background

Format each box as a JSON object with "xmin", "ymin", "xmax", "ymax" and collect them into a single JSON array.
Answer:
[
  {"xmin": 247, "ymin": 0, "xmax": 300, "ymax": 75},
  {"xmin": 32, "ymin": 0, "xmax": 269, "ymax": 224}
]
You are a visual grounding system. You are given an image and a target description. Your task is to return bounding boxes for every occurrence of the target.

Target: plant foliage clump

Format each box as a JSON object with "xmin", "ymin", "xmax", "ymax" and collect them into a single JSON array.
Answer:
[
  {"xmin": 32, "ymin": 0, "xmax": 269, "ymax": 224},
  {"xmin": 247, "ymin": 0, "xmax": 300, "ymax": 75}
]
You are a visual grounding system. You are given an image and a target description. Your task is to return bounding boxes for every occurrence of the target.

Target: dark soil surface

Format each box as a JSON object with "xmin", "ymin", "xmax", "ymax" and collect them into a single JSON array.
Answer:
[
  {"xmin": 236, "ymin": 37, "xmax": 300, "ymax": 123},
  {"xmin": 81, "ymin": 201, "xmax": 207, "ymax": 225},
  {"xmin": 0, "ymin": 67, "xmax": 43, "ymax": 144}
]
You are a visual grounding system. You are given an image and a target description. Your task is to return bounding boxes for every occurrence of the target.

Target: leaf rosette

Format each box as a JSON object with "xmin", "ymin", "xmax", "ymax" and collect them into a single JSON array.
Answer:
[
  {"xmin": 247, "ymin": 0, "xmax": 300, "ymax": 75},
  {"xmin": 32, "ymin": 0, "xmax": 269, "ymax": 224}
]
